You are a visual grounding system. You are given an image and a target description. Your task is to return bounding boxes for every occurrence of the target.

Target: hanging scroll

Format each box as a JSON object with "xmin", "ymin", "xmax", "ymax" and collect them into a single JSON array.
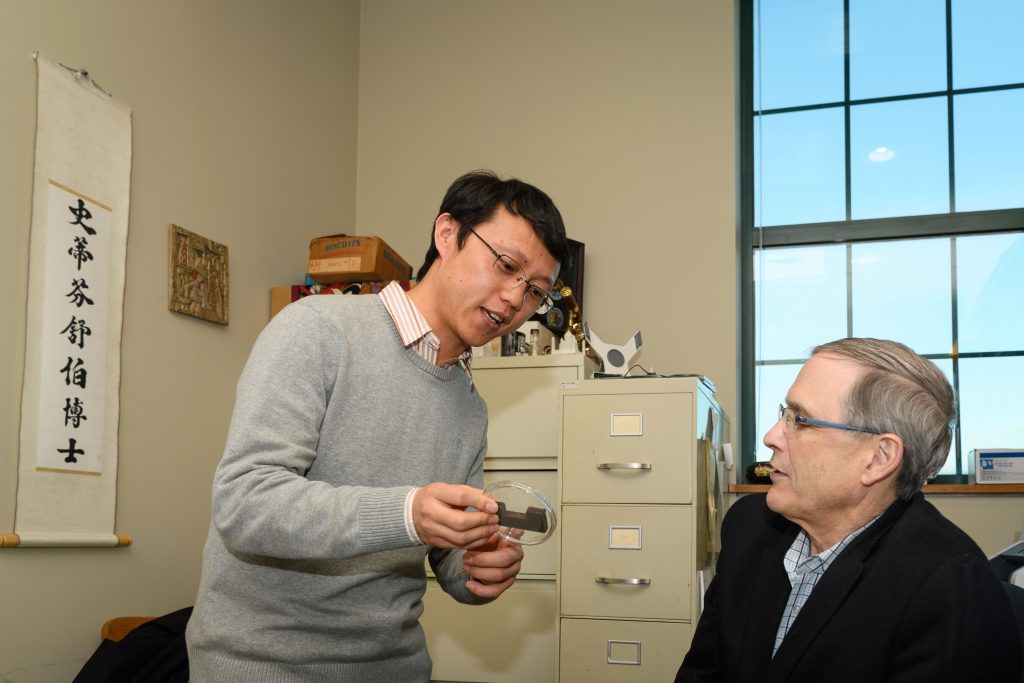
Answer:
[{"xmin": 3, "ymin": 53, "xmax": 132, "ymax": 549}]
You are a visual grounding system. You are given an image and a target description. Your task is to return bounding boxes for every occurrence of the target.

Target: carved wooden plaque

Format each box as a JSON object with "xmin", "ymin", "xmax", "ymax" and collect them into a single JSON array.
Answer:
[{"xmin": 167, "ymin": 224, "xmax": 229, "ymax": 325}]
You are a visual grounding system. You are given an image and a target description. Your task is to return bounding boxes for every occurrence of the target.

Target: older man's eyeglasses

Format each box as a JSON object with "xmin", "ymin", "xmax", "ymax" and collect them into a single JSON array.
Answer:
[
  {"xmin": 468, "ymin": 228, "xmax": 556, "ymax": 315},
  {"xmin": 778, "ymin": 404, "xmax": 881, "ymax": 435}
]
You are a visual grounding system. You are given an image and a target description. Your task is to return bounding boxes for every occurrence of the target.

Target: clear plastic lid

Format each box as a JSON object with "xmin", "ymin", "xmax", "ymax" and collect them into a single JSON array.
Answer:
[{"xmin": 483, "ymin": 480, "xmax": 557, "ymax": 546}]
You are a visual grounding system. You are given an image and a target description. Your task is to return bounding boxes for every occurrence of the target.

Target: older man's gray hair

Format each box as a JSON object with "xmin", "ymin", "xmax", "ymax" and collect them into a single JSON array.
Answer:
[{"xmin": 812, "ymin": 338, "xmax": 957, "ymax": 499}]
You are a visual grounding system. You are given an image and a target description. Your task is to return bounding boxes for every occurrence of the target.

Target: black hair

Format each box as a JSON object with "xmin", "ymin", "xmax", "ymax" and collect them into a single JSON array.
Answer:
[{"xmin": 415, "ymin": 170, "xmax": 570, "ymax": 281}]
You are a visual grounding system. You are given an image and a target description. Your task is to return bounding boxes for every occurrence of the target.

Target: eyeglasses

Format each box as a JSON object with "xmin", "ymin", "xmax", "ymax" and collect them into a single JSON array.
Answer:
[
  {"xmin": 778, "ymin": 404, "xmax": 881, "ymax": 435},
  {"xmin": 467, "ymin": 228, "xmax": 556, "ymax": 315}
]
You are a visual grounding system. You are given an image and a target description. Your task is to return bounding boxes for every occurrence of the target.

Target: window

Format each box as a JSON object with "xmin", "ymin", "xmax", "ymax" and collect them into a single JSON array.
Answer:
[{"xmin": 741, "ymin": 0, "xmax": 1024, "ymax": 480}]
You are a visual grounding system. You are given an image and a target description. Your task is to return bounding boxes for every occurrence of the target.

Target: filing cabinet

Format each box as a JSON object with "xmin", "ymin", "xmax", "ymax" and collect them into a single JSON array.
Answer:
[
  {"xmin": 556, "ymin": 377, "xmax": 727, "ymax": 682},
  {"xmin": 424, "ymin": 353, "xmax": 596, "ymax": 683},
  {"xmin": 470, "ymin": 353, "xmax": 597, "ymax": 470}
]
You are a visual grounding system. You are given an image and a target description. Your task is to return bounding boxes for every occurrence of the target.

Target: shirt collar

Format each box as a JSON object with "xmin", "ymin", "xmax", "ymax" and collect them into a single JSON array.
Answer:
[
  {"xmin": 378, "ymin": 281, "xmax": 474, "ymax": 371},
  {"xmin": 785, "ymin": 514, "xmax": 881, "ymax": 576}
]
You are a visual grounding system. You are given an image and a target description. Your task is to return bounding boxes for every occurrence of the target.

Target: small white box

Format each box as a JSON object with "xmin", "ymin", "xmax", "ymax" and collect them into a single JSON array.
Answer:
[{"xmin": 971, "ymin": 449, "xmax": 1024, "ymax": 484}]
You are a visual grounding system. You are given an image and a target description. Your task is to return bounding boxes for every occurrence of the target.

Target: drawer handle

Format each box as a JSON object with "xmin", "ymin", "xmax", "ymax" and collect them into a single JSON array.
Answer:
[
  {"xmin": 596, "ymin": 462, "xmax": 652, "ymax": 470},
  {"xmin": 595, "ymin": 576, "xmax": 651, "ymax": 586}
]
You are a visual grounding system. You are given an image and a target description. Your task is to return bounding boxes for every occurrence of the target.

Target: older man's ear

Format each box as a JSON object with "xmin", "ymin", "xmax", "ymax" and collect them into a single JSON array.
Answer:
[{"xmin": 861, "ymin": 434, "xmax": 904, "ymax": 488}]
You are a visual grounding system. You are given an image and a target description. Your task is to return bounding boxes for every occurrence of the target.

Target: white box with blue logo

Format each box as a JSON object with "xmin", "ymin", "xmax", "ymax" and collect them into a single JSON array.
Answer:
[{"xmin": 970, "ymin": 448, "xmax": 1024, "ymax": 484}]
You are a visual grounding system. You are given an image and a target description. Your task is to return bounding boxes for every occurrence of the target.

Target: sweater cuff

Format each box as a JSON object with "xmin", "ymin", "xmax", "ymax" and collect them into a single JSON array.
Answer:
[{"xmin": 357, "ymin": 486, "xmax": 418, "ymax": 553}]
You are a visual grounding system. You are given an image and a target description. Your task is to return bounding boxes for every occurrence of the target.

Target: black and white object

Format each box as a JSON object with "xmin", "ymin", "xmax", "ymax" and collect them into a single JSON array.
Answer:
[{"xmin": 583, "ymin": 322, "xmax": 643, "ymax": 375}]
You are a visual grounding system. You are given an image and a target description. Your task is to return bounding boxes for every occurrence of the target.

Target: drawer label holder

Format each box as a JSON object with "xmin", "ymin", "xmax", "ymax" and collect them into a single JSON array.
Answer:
[{"xmin": 607, "ymin": 639, "xmax": 642, "ymax": 666}]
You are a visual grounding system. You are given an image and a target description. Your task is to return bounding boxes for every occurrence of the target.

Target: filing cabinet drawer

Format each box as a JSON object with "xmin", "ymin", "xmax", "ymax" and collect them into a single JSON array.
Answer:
[
  {"xmin": 476, "ymin": 363, "xmax": 582, "ymax": 461},
  {"xmin": 559, "ymin": 617, "xmax": 691, "ymax": 682},
  {"xmin": 560, "ymin": 506, "xmax": 692, "ymax": 620},
  {"xmin": 425, "ymin": 579, "xmax": 556, "ymax": 682},
  {"xmin": 561, "ymin": 392, "xmax": 693, "ymax": 504}
]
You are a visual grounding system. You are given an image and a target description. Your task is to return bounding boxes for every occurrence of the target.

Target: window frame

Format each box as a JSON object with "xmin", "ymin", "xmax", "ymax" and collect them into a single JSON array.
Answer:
[{"xmin": 738, "ymin": 0, "xmax": 1024, "ymax": 480}]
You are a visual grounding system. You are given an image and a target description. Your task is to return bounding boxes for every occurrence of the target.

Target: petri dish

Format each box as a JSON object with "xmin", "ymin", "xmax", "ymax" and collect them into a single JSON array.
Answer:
[{"xmin": 483, "ymin": 480, "xmax": 557, "ymax": 546}]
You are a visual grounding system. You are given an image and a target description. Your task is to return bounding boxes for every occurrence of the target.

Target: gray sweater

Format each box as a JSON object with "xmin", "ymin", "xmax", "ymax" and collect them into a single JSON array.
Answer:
[{"xmin": 186, "ymin": 294, "xmax": 490, "ymax": 682}]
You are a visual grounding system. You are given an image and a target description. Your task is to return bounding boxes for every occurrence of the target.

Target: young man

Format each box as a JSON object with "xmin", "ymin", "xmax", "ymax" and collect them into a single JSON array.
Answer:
[
  {"xmin": 186, "ymin": 171, "xmax": 570, "ymax": 681},
  {"xmin": 676, "ymin": 337, "xmax": 1022, "ymax": 682}
]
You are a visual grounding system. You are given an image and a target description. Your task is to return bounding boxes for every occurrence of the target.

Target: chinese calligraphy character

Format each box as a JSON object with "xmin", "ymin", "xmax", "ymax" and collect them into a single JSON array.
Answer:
[
  {"xmin": 60, "ymin": 356, "xmax": 87, "ymax": 389},
  {"xmin": 60, "ymin": 316, "xmax": 91, "ymax": 349},
  {"xmin": 68, "ymin": 236, "xmax": 94, "ymax": 271},
  {"xmin": 66, "ymin": 279, "xmax": 95, "ymax": 307},
  {"xmin": 58, "ymin": 437, "xmax": 85, "ymax": 463},
  {"xmin": 68, "ymin": 198, "xmax": 97, "ymax": 235},
  {"xmin": 63, "ymin": 397, "xmax": 87, "ymax": 428}
]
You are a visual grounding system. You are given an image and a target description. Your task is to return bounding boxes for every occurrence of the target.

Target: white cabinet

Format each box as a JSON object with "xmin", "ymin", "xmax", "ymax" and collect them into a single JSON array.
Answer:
[
  {"xmin": 424, "ymin": 353, "xmax": 595, "ymax": 683},
  {"xmin": 556, "ymin": 377, "xmax": 727, "ymax": 682}
]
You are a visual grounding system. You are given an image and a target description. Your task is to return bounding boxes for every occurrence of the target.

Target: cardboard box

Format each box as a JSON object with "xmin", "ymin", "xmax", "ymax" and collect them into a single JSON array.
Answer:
[
  {"xmin": 269, "ymin": 286, "xmax": 293, "ymax": 320},
  {"xmin": 970, "ymin": 448, "xmax": 1024, "ymax": 484},
  {"xmin": 308, "ymin": 235, "xmax": 413, "ymax": 284}
]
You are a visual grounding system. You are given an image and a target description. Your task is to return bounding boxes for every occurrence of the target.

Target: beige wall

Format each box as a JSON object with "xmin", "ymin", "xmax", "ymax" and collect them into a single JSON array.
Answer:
[
  {"xmin": 0, "ymin": 0, "xmax": 360, "ymax": 678},
  {"xmin": 927, "ymin": 495, "xmax": 1023, "ymax": 557},
  {"xmin": 355, "ymin": 0, "xmax": 739, "ymax": 424}
]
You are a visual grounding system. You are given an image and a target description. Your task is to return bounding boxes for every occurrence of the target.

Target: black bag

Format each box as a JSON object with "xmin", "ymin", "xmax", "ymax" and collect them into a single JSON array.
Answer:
[{"xmin": 73, "ymin": 606, "xmax": 192, "ymax": 683}]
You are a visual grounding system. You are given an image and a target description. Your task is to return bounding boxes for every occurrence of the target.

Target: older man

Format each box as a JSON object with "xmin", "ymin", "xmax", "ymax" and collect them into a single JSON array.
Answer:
[{"xmin": 677, "ymin": 337, "xmax": 1022, "ymax": 682}]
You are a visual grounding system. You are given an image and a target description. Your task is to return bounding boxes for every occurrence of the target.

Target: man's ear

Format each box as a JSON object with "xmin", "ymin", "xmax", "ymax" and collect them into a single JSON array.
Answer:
[
  {"xmin": 434, "ymin": 213, "xmax": 459, "ymax": 260},
  {"xmin": 862, "ymin": 434, "xmax": 904, "ymax": 487}
]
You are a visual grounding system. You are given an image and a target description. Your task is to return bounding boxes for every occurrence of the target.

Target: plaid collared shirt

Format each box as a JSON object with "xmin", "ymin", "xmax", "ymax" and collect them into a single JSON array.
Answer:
[
  {"xmin": 772, "ymin": 516, "xmax": 879, "ymax": 657},
  {"xmin": 378, "ymin": 280, "xmax": 475, "ymax": 545}
]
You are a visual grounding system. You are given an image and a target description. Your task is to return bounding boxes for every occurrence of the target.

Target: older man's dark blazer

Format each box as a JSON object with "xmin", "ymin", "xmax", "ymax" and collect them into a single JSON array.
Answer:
[{"xmin": 677, "ymin": 493, "xmax": 1022, "ymax": 683}]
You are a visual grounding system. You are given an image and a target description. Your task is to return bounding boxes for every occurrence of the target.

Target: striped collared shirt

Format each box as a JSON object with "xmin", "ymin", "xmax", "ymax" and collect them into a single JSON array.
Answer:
[
  {"xmin": 378, "ymin": 281, "xmax": 474, "ymax": 372},
  {"xmin": 378, "ymin": 280, "xmax": 475, "ymax": 546},
  {"xmin": 772, "ymin": 516, "xmax": 879, "ymax": 656}
]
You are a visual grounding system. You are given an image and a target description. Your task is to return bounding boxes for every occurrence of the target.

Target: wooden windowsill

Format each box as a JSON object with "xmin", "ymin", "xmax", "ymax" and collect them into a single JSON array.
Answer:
[{"xmin": 730, "ymin": 483, "xmax": 1024, "ymax": 494}]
